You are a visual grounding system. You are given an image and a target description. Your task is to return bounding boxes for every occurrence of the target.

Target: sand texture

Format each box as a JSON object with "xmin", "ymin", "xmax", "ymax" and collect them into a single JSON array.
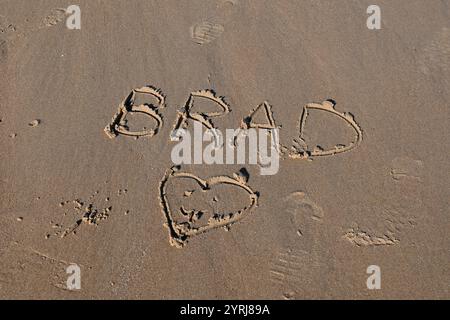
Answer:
[{"xmin": 0, "ymin": 0, "xmax": 449, "ymax": 299}]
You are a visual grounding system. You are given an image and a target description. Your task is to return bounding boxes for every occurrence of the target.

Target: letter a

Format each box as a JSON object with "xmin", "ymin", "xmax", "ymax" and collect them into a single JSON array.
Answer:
[
  {"xmin": 66, "ymin": 5, "xmax": 81, "ymax": 30},
  {"xmin": 367, "ymin": 5, "xmax": 381, "ymax": 30},
  {"xmin": 171, "ymin": 129, "xmax": 192, "ymax": 165},
  {"xmin": 66, "ymin": 264, "xmax": 81, "ymax": 290},
  {"xmin": 366, "ymin": 265, "xmax": 381, "ymax": 290}
]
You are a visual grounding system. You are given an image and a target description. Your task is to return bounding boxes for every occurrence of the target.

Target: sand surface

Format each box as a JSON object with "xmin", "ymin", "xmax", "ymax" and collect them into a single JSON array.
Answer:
[{"xmin": 0, "ymin": 0, "xmax": 449, "ymax": 299}]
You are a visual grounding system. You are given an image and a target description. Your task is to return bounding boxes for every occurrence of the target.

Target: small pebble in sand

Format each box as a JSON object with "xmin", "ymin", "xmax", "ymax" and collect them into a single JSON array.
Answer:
[
  {"xmin": 28, "ymin": 119, "xmax": 41, "ymax": 127},
  {"xmin": 184, "ymin": 190, "xmax": 194, "ymax": 197},
  {"xmin": 283, "ymin": 291, "xmax": 296, "ymax": 300},
  {"xmin": 73, "ymin": 199, "xmax": 83, "ymax": 208},
  {"xmin": 105, "ymin": 197, "xmax": 110, "ymax": 202},
  {"xmin": 17, "ymin": 217, "xmax": 23, "ymax": 222},
  {"xmin": 124, "ymin": 210, "xmax": 130, "ymax": 216},
  {"xmin": 9, "ymin": 133, "xmax": 17, "ymax": 138}
]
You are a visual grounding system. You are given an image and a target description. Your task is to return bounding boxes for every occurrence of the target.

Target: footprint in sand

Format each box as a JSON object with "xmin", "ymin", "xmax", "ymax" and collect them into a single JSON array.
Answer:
[
  {"xmin": 269, "ymin": 246, "xmax": 328, "ymax": 299},
  {"xmin": 343, "ymin": 203, "xmax": 419, "ymax": 247},
  {"xmin": 191, "ymin": 21, "xmax": 225, "ymax": 45},
  {"xmin": 343, "ymin": 183, "xmax": 421, "ymax": 248},
  {"xmin": 343, "ymin": 224, "xmax": 398, "ymax": 247},
  {"xmin": 268, "ymin": 192, "xmax": 326, "ymax": 299},
  {"xmin": 419, "ymin": 27, "xmax": 450, "ymax": 75},
  {"xmin": 284, "ymin": 191, "xmax": 324, "ymax": 236},
  {"xmin": 390, "ymin": 156, "xmax": 424, "ymax": 182},
  {"xmin": 269, "ymin": 248, "xmax": 310, "ymax": 299},
  {"xmin": 341, "ymin": 156, "xmax": 423, "ymax": 247},
  {"xmin": 189, "ymin": 0, "xmax": 238, "ymax": 45},
  {"xmin": 0, "ymin": 243, "xmax": 82, "ymax": 293}
]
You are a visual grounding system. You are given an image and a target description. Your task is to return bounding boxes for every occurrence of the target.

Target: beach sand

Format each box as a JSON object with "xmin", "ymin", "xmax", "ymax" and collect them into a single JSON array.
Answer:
[{"xmin": 0, "ymin": 0, "xmax": 449, "ymax": 299}]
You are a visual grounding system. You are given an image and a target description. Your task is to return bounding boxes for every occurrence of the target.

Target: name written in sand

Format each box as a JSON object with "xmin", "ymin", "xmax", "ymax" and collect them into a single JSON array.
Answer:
[{"xmin": 104, "ymin": 85, "xmax": 364, "ymax": 248}]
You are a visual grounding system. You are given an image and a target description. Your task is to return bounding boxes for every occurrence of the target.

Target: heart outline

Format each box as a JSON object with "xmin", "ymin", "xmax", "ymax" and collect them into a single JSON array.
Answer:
[{"xmin": 159, "ymin": 166, "xmax": 259, "ymax": 248}]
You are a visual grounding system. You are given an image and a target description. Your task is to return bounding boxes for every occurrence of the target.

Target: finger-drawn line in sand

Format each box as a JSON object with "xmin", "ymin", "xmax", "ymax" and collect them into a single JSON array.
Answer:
[
  {"xmin": 171, "ymin": 89, "xmax": 231, "ymax": 137},
  {"xmin": 159, "ymin": 166, "xmax": 258, "ymax": 248},
  {"xmin": 234, "ymin": 101, "xmax": 278, "ymax": 140},
  {"xmin": 190, "ymin": 21, "xmax": 225, "ymax": 45},
  {"xmin": 289, "ymin": 100, "xmax": 363, "ymax": 159},
  {"xmin": 105, "ymin": 86, "xmax": 165, "ymax": 139},
  {"xmin": 233, "ymin": 101, "xmax": 283, "ymax": 158},
  {"xmin": 241, "ymin": 101, "xmax": 279, "ymax": 130}
]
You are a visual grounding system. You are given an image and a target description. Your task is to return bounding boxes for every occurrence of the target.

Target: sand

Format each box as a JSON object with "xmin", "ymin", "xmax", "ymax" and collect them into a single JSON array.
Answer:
[{"xmin": 0, "ymin": 0, "xmax": 449, "ymax": 299}]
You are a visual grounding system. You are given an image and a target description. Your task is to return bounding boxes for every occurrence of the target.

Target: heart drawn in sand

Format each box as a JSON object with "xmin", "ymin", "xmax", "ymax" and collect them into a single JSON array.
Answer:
[{"xmin": 159, "ymin": 166, "xmax": 259, "ymax": 248}]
